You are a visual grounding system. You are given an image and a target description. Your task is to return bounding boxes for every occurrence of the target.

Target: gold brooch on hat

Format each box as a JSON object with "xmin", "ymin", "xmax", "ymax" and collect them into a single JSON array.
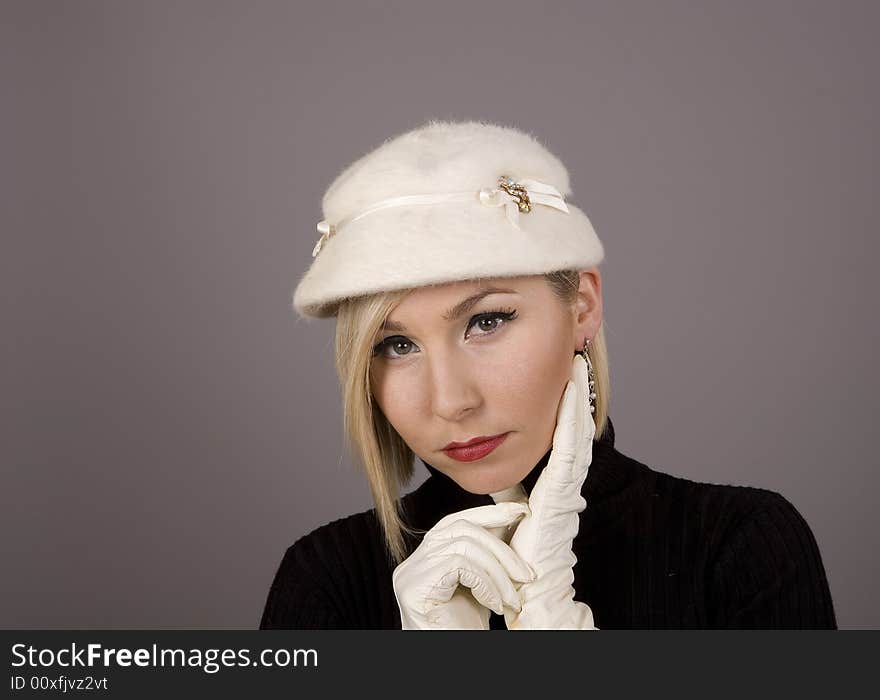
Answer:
[{"xmin": 498, "ymin": 175, "xmax": 532, "ymax": 213}]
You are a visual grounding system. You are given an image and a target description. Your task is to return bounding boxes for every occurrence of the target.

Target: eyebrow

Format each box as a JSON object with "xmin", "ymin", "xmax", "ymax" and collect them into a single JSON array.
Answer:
[{"xmin": 381, "ymin": 287, "xmax": 519, "ymax": 332}]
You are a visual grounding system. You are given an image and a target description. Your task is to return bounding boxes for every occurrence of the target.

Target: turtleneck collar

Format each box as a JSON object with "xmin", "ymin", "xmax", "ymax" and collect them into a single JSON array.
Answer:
[{"xmin": 417, "ymin": 415, "xmax": 619, "ymax": 507}]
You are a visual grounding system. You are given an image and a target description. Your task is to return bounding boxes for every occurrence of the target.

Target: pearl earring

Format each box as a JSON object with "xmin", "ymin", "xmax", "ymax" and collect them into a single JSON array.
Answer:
[{"xmin": 580, "ymin": 338, "xmax": 597, "ymax": 415}]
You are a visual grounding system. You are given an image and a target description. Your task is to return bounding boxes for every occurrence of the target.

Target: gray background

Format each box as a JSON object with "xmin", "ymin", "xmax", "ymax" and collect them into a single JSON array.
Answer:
[{"xmin": 2, "ymin": 0, "xmax": 877, "ymax": 629}]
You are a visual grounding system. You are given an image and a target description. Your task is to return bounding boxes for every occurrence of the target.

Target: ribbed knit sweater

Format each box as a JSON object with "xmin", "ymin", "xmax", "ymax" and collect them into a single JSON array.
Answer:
[{"xmin": 260, "ymin": 417, "xmax": 837, "ymax": 629}]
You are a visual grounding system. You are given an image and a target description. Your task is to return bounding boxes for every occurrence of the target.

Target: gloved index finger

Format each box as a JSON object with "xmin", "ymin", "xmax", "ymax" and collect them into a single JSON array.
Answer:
[{"xmin": 544, "ymin": 353, "xmax": 594, "ymax": 485}]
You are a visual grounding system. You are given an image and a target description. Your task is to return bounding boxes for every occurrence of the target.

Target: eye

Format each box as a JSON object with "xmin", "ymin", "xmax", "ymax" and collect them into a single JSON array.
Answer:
[
  {"xmin": 372, "ymin": 337, "xmax": 416, "ymax": 359},
  {"xmin": 372, "ymin": 308, "xmax": 518, "ymax": 361},
  {"xmin": 465, "ymin": 308, "xmax": 518, "ymax": 338}
]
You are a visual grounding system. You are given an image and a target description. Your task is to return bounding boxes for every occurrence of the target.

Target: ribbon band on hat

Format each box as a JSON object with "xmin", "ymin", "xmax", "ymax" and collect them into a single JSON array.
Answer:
[{"xmin": 312, "ymin": 175, "xmax": 570, "ymax": 257}]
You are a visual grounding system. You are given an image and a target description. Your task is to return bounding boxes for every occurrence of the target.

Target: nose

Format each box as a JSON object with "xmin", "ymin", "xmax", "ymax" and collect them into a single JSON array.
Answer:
[{"xmin": 427, "ymin": 348, "xmax": 482, "ymax": 422}]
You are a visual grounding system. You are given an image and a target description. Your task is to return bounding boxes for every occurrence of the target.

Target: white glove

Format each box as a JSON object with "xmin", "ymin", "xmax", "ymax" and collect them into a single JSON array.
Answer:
[
  {"xmin": 393, "ymin": 501, "xmax": 536, "ymax": 629},
  {"xmin": 493, "ymin": 353, "xmax": 599, "ymax": 630}
]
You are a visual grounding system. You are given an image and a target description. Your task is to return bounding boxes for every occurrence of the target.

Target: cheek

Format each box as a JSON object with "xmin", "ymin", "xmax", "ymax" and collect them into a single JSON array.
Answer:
[
  {"xmin": 499, "ymin": 325, "xmax": 572, "ymax": 428},
  {"xmin": 370, "ymin": 370, "xmax": 422, "ymax": 434}
]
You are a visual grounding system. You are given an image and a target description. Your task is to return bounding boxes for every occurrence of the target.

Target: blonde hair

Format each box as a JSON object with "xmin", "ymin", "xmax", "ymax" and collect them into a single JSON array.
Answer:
[{"xmin": 333, "ymin": 270, "xmax": 611, "ymax": 566}]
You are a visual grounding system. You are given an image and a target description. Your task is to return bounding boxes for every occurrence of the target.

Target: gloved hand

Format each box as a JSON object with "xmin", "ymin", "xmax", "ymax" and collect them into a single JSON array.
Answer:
[
  {"xmin": 492, "ymin": 353, "xmax": 599, "ymax": 630},
  {"xmin": 393, "ymin": 501, "xmax": 536, "ymax": 629}
]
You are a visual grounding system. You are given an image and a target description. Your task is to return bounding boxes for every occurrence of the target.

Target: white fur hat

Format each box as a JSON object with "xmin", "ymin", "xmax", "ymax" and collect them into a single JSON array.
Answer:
[{"xmin": 292, "ymin": 119, "xmax": 605, "ymax": 318}]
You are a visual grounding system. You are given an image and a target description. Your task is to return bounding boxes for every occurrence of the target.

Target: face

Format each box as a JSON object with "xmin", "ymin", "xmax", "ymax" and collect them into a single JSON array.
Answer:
[{"xmin": 369, "ymin": 272, "xmax": 601, "ymax": 494}]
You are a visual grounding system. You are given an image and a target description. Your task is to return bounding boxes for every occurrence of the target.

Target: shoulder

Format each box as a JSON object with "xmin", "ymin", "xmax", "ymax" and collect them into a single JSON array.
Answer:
[
  {"xmin": 273, "ymin": 506, "xmax": 386, "ymax": 581},
  {"xmin": 597, "ymin": 443, "xmax": 784, "ymax": 533},
  {"xmin": 260, "ymin": 507, "xmax": 387, "ymax": 629},
  {"xmin": 704, "ymin": 483, "xmax": 836, "ymax": 626},
  {"xmin": 636, "ymin": 461, "xmax": 836, "ymax": 627},
  {"xmin": 653, "ymin": 461, "xmax": 824, "ymax": 555},
  {"xmin": 652, "ymin": 464, "xmax": 794, "ymax": 529},
  {"xmin": 612, "ymin": 445, "xmax": 824, "ymax": 564},
  {"xmin": 645, "ymin": 466, "xmax": 835, "ymax": 627},
  {"xmin": 680, "ymin": 477, "xmax": 823, "ymax": 571}
]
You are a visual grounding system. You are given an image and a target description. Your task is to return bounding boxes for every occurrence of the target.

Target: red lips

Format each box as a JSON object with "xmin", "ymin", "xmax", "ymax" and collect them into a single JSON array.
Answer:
[{"xmin": 442, "ymin": 433, "xmax": 510, "ymax": 462}]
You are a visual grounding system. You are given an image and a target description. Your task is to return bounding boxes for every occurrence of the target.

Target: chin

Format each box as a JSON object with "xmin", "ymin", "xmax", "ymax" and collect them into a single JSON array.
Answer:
[{"xmin": 452, "ymin": 463, "xmax": 527, "ymax": 496}]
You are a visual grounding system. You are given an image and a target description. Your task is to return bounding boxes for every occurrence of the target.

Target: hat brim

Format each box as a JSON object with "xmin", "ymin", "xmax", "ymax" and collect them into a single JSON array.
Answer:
[{"xmin": 292, "ymin": 201, "xmax": 604, "ymax": 319}]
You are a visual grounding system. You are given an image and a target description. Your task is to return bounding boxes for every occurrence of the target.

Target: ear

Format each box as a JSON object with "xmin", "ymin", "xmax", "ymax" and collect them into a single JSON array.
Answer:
[{"xmin": 571, "ymin": 268, "xmax": 603, "ymax": 351}]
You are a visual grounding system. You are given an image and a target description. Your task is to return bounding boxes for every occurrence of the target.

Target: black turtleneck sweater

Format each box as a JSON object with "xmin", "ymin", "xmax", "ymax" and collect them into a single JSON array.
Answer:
[{"xmin": 259, "ymin": 418, "xmax": 837, "ymax": 629}]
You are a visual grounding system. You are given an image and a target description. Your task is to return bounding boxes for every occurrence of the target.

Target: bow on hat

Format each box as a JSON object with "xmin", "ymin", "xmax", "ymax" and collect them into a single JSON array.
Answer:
[{"xmin": 311, "ymin": 175, "xmax": 570, "ymax": 258}]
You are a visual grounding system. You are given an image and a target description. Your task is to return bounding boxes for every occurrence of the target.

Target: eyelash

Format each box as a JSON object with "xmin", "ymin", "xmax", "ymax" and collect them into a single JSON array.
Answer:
[{"xmin": 372, "ymin": 308, "xmax": 519, "ymax": 360}]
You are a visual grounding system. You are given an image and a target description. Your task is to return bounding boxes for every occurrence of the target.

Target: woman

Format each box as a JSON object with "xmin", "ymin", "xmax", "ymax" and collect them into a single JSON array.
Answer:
[{"xmin": 260, "ymin": 120, "xmax": 837, "ymax": 629}]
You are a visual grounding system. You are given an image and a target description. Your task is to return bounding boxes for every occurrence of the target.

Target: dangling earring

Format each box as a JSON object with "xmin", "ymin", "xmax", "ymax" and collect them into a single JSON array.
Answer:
[{"xmin": 580, "ymin": 338, "xmax": 597, "ymax": 415}]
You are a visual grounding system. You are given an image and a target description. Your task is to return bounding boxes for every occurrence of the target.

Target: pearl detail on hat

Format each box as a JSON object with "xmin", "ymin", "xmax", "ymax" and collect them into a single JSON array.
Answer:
[{"xmin": 311, "ymin": 176, "xmax": 570, "ymax": 257}]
